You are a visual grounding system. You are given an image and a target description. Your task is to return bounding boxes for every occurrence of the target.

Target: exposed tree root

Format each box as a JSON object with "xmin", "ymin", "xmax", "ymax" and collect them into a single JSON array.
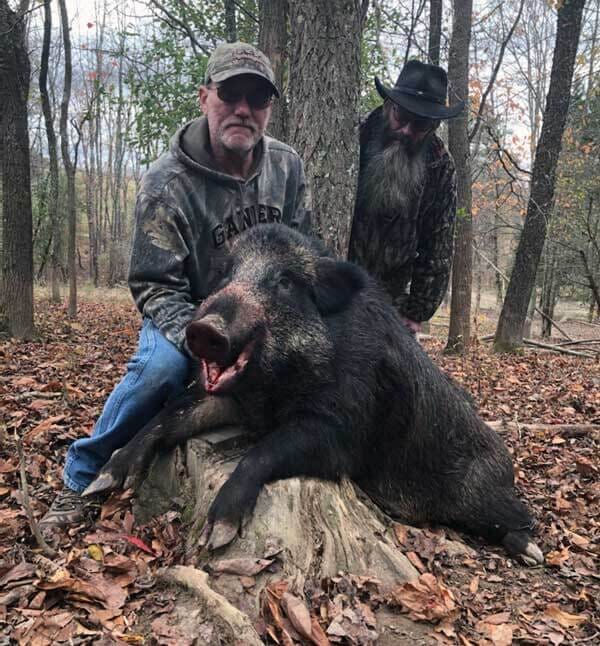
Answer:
[{"xmin": 158, "ymin": 565, "xmax": 264, "ymax": 646}]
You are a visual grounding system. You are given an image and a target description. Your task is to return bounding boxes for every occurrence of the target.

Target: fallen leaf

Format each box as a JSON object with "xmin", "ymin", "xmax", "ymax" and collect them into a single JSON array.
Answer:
[
  {"xmin": 28, "ymin": 399, "xmax": 51, "ymax": 411},
  {"xmin": 25, "ymin": 415, "xmax": 66, "ymax": 442},
  {"xmin": 390, "ymin": 573, "xmax": 457, "ymax": 623},
  {"xmin": 545, "ymin": 604, "xmax": 587, "ymax": 628},
  {"xmin": 0, "ymin": 561, "xmax": 35, "ymax": 586},
  {"xmin": 310, "ymin": 617, "xmax": 330, "ymax": 646},
  {"xmin": 482, "ymin": 612, "xmax": 511, "ymax": 625},
  {"xmin": 566, "ymin": 530, "xmax": 590, "ymax": 549},
  {"xmin": 546, "ymin": 547, "xmax": 571, "ymax": 566},
  {"xmin": 121, "ymin": 534, "xmax": 155, "ymax": 555},
  {"xmin": 406, "ymin": 550, "xmax": 427, "ymax": 573},
  {"xmin": 575, "ymin": 457, "xmax": 597, "ymax": 476},
  {"xmin": 393, "ymin": 523, "xmax": 409, "ymax": 546},
  {"xmin": 468, "ymin": 576, "xmax": 479, "ymax": 594},
  {"xmin": 10, "ymin": 376, "xmax": 39, "ymax": 388},
  {"xmin": 487, "ymin": 623, "xmax": 514, "ymax": 646},
  {"xmin": 281, "ymin": 592, "xmax": 312, "ymax": 640},
  {"xmin": 0, "ymin": 459, "xmax": 18, "ymax": 474},
  {"xmin": 209, "ymin": 557, "xmax": 274, "ymax": 577}
]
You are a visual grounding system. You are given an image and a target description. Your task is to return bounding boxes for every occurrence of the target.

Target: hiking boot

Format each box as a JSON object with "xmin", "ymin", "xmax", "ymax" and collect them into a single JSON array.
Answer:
[{"xmin": 39, "ymin": 488, "xmax": 103, "ymax": 529}]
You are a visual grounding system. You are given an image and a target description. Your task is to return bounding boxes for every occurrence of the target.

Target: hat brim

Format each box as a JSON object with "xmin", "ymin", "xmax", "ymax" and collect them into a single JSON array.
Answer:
[
  {"xmin": 375, "ymin": 77, "xmax": 465, "ymax": 120},
  {"xmin": 210, "ymin": 68, "xmax": 280, "ymax": 98}
]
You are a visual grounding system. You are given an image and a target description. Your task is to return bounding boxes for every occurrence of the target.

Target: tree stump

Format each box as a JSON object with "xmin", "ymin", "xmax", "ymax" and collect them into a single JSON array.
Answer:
[{"xmin": 133, "ymin": 428, "xmax": 426, "ymax": 642}]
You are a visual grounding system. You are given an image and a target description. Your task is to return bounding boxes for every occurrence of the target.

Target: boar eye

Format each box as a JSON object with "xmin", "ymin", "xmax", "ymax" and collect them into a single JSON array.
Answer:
[{"xmin": 278, "ymin": 275, "xmax": 292, "ymax": 291}]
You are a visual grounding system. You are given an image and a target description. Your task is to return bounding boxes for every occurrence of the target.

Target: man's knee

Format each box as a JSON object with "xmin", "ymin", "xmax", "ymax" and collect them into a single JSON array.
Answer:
[{"xmin": 129, "ymin": 320, "xmax": 190, "ymax": 392}]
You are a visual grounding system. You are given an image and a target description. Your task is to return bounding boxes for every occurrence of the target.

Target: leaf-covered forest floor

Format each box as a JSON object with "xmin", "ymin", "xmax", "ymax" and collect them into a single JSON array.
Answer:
[{"xmin": 0, "ymin": 298, "xmax": 598, "ymax": 645}]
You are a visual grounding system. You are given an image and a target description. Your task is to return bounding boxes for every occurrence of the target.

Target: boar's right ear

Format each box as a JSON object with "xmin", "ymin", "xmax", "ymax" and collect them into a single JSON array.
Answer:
[{"xmin": 313, "ymin": 258, "xmax": 367, "ymax": 315}]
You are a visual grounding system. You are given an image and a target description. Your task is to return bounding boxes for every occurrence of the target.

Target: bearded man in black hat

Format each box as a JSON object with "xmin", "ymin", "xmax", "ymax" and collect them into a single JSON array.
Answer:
[{"xmin": 348, "ymin": 60, "xmax": 464, "ymax": 334}]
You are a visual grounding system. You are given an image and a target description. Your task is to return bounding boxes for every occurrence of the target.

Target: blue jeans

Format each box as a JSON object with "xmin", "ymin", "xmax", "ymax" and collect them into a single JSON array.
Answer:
[{"xmin": 64, "ymin": 318, "xmax": 190, "ymax": 493}]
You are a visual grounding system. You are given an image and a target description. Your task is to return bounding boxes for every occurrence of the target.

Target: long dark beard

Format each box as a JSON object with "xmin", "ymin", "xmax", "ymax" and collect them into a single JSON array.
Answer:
[{"xmin": 359, "ymin": 136, "xmax": 427, "ymax": 216}]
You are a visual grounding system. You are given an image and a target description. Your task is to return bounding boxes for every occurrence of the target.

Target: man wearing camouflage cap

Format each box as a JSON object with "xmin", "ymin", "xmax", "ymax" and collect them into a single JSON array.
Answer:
[{"xmin": 41, "ymin": 42, "xmax": 311, "ymax": 528}]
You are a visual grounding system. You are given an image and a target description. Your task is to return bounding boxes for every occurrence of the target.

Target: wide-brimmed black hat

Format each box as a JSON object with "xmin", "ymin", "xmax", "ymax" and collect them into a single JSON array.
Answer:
[{"xmin": 375, "ymin": 60, "xmax": 465, "ymax": 120}]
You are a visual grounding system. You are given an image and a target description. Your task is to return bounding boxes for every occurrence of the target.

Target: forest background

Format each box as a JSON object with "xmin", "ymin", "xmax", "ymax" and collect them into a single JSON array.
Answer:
[{"xmin": 0, "ymin": 0, "xmax": 599, "ymax": 354}]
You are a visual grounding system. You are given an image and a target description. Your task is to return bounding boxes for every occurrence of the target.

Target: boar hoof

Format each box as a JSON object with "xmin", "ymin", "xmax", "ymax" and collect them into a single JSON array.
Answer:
[
  {"xmin": 83, "ymin": 472, "xmax": 120, "ymax": 497},
  {"xmin": 503, "ymin": 530, "xmax": 544, "ymax": 566},
  {"xmin": 199, "ymin": 519, "xmax": 239, "ymax": 551},
  {"xmin": 518, "ymin": 540, "xmax": 544, "ymax": 566}
]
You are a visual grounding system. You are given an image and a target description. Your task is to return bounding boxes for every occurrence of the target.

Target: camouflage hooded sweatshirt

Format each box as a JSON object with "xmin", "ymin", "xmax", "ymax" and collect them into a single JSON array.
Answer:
[
  {"xmin": 128, "ymin": 117, "xmax": 311, "ymax": 353},
  {"xmin": 348, "ymin": 106, "xmax": 456, "ymax": 323}
]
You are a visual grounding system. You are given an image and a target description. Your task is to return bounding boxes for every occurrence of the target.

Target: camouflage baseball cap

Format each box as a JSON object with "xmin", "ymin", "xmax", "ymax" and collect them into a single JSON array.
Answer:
[{"xmin": 204, "ymin": 42, "xmax": 280, "ymax": 98}]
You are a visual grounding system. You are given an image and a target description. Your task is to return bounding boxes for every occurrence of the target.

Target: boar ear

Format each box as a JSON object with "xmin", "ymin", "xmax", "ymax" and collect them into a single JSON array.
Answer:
[{"xmin": 313, "ymin": 258, "xmax": 367, "ymax": 315}]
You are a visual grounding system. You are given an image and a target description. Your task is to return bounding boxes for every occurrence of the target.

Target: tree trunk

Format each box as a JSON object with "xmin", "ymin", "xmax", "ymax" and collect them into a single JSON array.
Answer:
[
  {"xmin": 428, "ymin": 0, "xmax": 442, "ymax": 65},
  {"xmin": 540, "ymin": 244, "xmax": 558, "ymax": 338},
  {"xmin": 494, "ymin": 0, "xmax": 586, "ymax": 352},
  {"xmin": 474, "ymin": 245, "xmax": 481, "ymax": 320},
  {"xmin": 224, "ymin": 0, "xmax": 237, "ymax": 43},
  {"xmin": 0, "ymin": 0, "xmax": 34, "ymax": 338},
  {"xmin": 580, "ymin": 249, "xmax": 600, "ymax": 313},
  {"xmin": 258, "ymin": 0, "xmax": 289, "ymax": 142},
  {"xmin": 108, "ymin": 40, "xmax": 127, "ymax": 286},
  {"xmin": 83, "ymin": 132, "xmax": 99, "ymax": 286},
  {"xmin": 132, "ymin": 429, "xmax": 450, "ymax": 640},
  {"xmin": 589, "ymin": 298, "xmax": 597, "ymax": 323},
  {"xmin": 57, "ymin": 0, "xmax": 77, "ymax": 318},
  {"xmin": 445, "ymin": 0, "xmax": 473, "ymax": 354},
  {"xmin": 492, "ymin": 178, "xmax": 504, "ymax": 308},
  {"xmin": 39, "ymin": 0, "xmax": 62, "ymax": 302},
  {"xmin": 287, "ymin": 0, "xmax": 365, "ymax": 258}
]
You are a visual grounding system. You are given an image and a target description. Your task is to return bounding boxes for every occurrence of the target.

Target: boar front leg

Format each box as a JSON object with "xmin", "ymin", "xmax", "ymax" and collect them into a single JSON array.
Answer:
[
  {"xmin": 84, "ymin": 392, "xmax": 242, "ymax": 496},
  {"xmin": 200, "ymin": 415, "xmax": 355, "ymax": 550}
]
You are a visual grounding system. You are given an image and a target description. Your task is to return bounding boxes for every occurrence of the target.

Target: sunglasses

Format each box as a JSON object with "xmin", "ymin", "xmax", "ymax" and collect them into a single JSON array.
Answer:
[
  {"xmin": 390, "ymin": 102, "xmax": 437, "ymax": 133},
  {"xmin": 214, "ymin": 83, "xmax": 274, "ymax": 110}
]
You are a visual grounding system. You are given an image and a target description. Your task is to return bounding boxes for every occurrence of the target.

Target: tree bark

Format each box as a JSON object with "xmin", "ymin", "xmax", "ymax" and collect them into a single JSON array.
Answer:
[
  {"xmin": 258, "ymin": 0, "xmax": 288, "ymax": 142},
  {"xmin": 445, "ymin": 0, "xmax": 473, "ymax": 354},
  {"xmin": 39, "ymin": 0, "xmax": 61, "ymax": 302},
  {"xmin": 0, "ymin": 0, "xmax": 34, "ymax": 338},
  {"xmin": 108, "ymin": 37, "xmax": 127, "ymax": 286},
  {"xmin": 492, "ymin": 177, "xmax": 505, "ymax": 308},
  {"xmin": 83, "ymin": 131, "xmax": 99, "ymax": 286},
  {"xmin": 428, "ymin": 0, "xmax": 442, "ymax": 65},
  {"xmin": 540, "ymin": 244, "xmax": 558, "ymax": 338},
  {"xmin": 57, "ymin": 0, "xmax": 77, "ymax": 318},
  {"xmin": 287, "ymin": 0, "xmax": 365, "ymax": 258},
  {"xmin": 224, "ymin": 0, "xmax": 237, "ymax": 43},
  {"xmin": 494, "ymin": 0, "xmax": 586, "ymax": 352}
]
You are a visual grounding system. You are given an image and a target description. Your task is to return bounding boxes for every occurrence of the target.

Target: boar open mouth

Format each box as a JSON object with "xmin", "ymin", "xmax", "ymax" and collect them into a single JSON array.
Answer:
[{"xmin": 201, "ymin": 339, "xmax": 257, "ymax": 394}]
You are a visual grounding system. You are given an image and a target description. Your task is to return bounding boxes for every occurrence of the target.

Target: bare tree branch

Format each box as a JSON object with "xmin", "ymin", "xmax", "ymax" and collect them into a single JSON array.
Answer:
[
  {"xmin": 403, "ymin": 0, "xmax": 427, "ymax": 64},
  {"xmin": 148, "ymin": 0, "xmax": 210, "ymax": 55},
  {"xmin": 469, "ymin": 0, "xmax": 525, "ymax": 142}
]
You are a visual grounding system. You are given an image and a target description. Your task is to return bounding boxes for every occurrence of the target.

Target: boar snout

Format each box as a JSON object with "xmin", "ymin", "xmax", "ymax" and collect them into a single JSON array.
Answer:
[{"xmin": 187, "ymin": 316, "xmax": 230, "ymax": 364}]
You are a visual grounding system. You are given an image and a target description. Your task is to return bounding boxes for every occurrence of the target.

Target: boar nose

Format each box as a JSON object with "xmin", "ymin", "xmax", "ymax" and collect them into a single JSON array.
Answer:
[{"xmin": 186, "ymin": 317, "xmax": 230, "ymax": 363}]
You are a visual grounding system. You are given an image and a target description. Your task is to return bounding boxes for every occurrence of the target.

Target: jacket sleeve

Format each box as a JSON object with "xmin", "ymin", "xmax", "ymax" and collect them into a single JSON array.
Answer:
[
  {"xmin": 128, "ymin": 192, "xmax": 197, "ymax": 353},
  {"xmin": 288, "ymin": 156, "xmax": 312, "ymax": 234},
  {"xmin": 400, "ymin": 153, "xmax": 457, "ymax": 322}
]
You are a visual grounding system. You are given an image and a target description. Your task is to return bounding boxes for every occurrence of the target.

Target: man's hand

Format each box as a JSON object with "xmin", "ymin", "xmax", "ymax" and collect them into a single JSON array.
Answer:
[{"xmin": 400, "ymin": 317, "xmax": 422, "ymax": 335}]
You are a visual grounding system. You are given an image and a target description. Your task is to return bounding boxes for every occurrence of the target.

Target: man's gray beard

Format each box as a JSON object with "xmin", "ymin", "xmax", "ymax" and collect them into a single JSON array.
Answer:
[{"xmin": 359, "ymin": 138, "xmax": 426, "ymax": 215}]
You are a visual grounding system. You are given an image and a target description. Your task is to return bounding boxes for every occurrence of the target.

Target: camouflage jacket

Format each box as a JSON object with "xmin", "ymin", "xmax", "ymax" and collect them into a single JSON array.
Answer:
[
  {"xmin": 348, "ymin": 107, "xmax": 456, "ymax": 323},
  {"xmin": 128, "ymin": 117, "xmax": 311, "ymax": 352}
]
